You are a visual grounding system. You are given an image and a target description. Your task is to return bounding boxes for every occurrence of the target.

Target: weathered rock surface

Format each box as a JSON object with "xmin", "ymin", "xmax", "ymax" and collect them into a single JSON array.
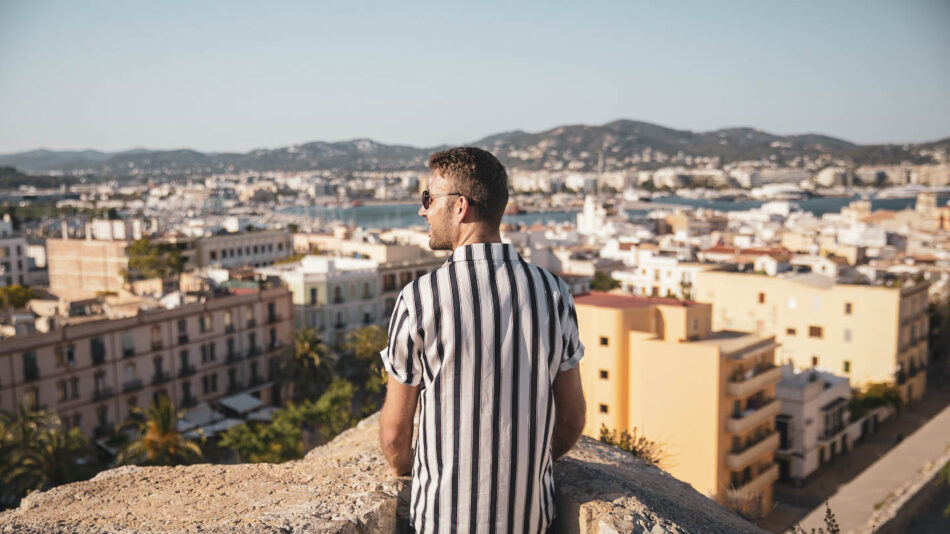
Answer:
[{"xmin": 0, "ymin": 413, "xmax": 765, "ymax": 533}]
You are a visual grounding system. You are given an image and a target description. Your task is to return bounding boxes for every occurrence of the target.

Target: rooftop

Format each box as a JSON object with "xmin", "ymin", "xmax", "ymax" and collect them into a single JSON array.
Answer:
[
  {"xmin": 574, "ymin": 291, "xmax": 699, "ymax": 309},
  {"xmin": 691, "ymin": 330, "xmax": 775, "ymax": 356}
]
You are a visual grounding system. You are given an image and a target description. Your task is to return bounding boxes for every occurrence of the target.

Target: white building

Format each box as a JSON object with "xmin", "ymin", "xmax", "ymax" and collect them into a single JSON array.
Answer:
[
  {"xmin": 774, "ymin": 366, "xmax": 865, "ymax": 486},
  {"xmin": 612, "ymin": 252, "xmax": 710, "ymax": 299},
  {"xmin": 257, "ymin": 256, "xmax": 380, "ymax": 348}
]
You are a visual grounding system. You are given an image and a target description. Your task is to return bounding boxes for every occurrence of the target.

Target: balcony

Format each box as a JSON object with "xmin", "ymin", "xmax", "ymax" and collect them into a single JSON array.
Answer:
[
  {"xmin": 122, "ymin": 378, "xmax": 144, "ymax": 393},
  {"xmin": 92, "ymin": 353, "xmax": 106, "ymax": 366},
  {"xmin": 225, "ymin": 324, "xmax": 235, "ymax": 334},
  {"xmin": 123, "ymin": 348, "xmax": 135, "ymax": 358},
  {"xmin": 247, "ymin": 318, "xmax": 257, "ymax": 328},
  {"xmin": 226, "ymin": 351, "xmax": 242, "ymax": 364},
  {"xmin": 267, "ymin": 314, "xmax": 280, "ymax": 324},
  {"xmin": 732, "ymin": 463, "xmax": 779, "ymax": 494},
  {"xmin": 93, "ymin": 424, "xmax": 113, "ymax": 439},
  {"xmin": 178, "ymin": 365, "xmax": 196, "ymax": 378},
  {"xmin": 151, "ymin": 371, "xmax": 171, "ymax": 385},
  {"xmin": 151, "ymin": 341, "xmax": 163, "ymax": 351},
  {"xmin": 268, "ymin": 342, "xmax": 282, "ymax": 352},
  {"xmin": 728, "ymin": 365, "xmax": 782, "ymax": 398},
  {"xmin": 227, "ymin": 381, "xmax": 245, "ymax": 394},
  {"xmin": 248, "ymin": 346, "xmax": 262, "ymax": 358},
  {"xmin": 178, "ymin": 335, "xmax": 190, "ymax": 346},
  {"xmin": 727, "ymin": 398, "xmax": 781, "ymax": 435},
  {"xmin": 24, "ymin": 369, "xmax": 40, "ymax": 383},
  {"xmin": 727, "ymin": 432, "xmax": 779, "ymax": 470},
  {"xmin": 182, "ymin": 396, "xmax": 197, "ymax": 408},
  {"xmin": 92, "ymin": 387, "xmax": 115, "ymax": 401}
]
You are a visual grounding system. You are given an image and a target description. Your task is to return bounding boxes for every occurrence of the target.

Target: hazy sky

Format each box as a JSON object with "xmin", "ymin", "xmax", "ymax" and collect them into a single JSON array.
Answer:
[{"xmin": 1, "ymin": 0, "xmax": 948, "ymax": 154}]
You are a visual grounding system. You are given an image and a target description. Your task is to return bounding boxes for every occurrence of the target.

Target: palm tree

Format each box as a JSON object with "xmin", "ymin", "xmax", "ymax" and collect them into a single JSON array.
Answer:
[
  {"xmin": 5, "ymin": 427, "xmax": 93, "ymax": 497},
  {"xmin": 116, "ymin": 395, "xmax": 202, "ymax": 466},
  {"xmin": 0, "ymin": 405, "xmax": 91, "ymax": 509},
  {"xmin": 280, "ymin": 328, "xmax": 337, "ymax": 403}
]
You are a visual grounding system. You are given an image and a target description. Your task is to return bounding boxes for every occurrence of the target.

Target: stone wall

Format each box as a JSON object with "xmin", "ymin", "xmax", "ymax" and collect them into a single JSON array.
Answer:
[{"xmin": 0, "ymin": 413, "xmax": 765, "ymax": 533}]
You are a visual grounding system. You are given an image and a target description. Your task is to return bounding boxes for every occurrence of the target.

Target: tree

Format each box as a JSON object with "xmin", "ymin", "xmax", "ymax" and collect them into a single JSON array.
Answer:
[
  {"xmin": 219, "ymin": 379, "xmax": 357, "ymax": 463},
  {"xmin": 341, "ymin": 325, "xmax": 388, "ymax": 413},
  {"xmin": 848, "ymin": 382, "xmax": 902, "ymax": 420},
  {"xmin": 598, "ymin": 424, "xmax": 666, "ymax": 467},
  {"xmin": 116, "ymin": 396, "xmax": 202, "ymax": 466},
  {"xmin": 591, "ymin": 272, "xmax": 620, "ymax": 292},
  {"xmin": 0, "ymin": 405, "xmax": 96, "ymax": 510},
  {"xmin": 280, "ymin": 329, "xmax": 337, "ymax": 403},
  {"xmin": 122, "ymin": 238, "xmax": 185, "ymax": 282},
  {"xmin": 0, "ymin": 285, "xmax": 36, "ymax": 309}
]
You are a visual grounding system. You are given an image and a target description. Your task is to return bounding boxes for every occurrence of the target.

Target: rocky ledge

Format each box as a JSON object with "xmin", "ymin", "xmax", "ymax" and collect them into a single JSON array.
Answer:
[{"xmin": 0, "ymin": 413, "xmax": 764, "ymax": 533}]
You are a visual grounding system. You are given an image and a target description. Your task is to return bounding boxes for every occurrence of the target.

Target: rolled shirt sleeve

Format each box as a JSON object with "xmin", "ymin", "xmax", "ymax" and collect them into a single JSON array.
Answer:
[
  {"xmin": 380, "ymin": 291, "xmax": 423, "ymax": 386},
  {"xmin": 558, "ymin": 283, "xmax": 585, "ymax": 372}
]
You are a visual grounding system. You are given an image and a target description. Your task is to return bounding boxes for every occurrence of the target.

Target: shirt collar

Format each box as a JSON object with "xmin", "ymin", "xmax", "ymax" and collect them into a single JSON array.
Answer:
[{"xmin": 448, "ymin": 242, "xmax": 519, "ymax": 263}]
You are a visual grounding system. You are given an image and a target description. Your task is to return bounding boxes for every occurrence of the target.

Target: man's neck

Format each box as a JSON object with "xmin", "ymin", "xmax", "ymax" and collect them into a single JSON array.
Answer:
[{"xmin": 452, "ymin": 225, "xmax": 502, "ymax": 250}]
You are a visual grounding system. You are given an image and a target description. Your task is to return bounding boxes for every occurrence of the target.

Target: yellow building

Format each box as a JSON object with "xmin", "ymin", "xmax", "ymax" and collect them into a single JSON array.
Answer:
[
  {"xmin": 694, "ymin": 269, "xmax": 928, "ymax": 403},
  {"xmin": 575, "ymin": 292, "xmax": 781, "ymax": 518}
]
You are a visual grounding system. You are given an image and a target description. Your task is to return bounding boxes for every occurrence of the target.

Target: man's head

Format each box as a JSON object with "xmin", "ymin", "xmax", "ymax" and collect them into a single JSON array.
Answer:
[{"xmin": 420, "ymin": 147, "xmax": 508, "ymax": 250}]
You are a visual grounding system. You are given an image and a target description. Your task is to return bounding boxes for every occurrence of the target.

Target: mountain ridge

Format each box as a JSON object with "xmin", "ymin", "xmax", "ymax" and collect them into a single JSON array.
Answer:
[{"xmin": 1, "ymin": 119, "xmax": 945, "ymax": 175}]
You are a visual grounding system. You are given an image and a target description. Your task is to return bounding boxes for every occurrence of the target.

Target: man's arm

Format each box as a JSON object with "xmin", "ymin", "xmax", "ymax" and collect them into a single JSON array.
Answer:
[
  {"xmin": 551, "ymin": 365, "xmax": 586, "ymax": 460},
  {"xmin": 379, "ymin": 375, "xmax": 420, "ymax": 476}
]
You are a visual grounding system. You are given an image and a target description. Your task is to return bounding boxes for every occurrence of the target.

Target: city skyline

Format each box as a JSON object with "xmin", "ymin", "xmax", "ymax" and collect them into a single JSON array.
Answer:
[{"xmin": 1, "ymin": 0, "xmax": 949, "ymax": 153}]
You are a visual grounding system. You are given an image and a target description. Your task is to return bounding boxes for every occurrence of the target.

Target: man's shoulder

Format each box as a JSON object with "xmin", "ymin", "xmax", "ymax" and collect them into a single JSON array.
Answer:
[{"xmin": 521, "ymin": 261, "xmax": 571, "ymax": 293}]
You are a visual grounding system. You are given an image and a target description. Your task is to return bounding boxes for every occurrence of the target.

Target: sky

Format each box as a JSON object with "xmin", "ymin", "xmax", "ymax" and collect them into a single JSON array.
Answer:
[{"xmin": 0, "ymin": 0, "xmax": 948, "ymax": 154}]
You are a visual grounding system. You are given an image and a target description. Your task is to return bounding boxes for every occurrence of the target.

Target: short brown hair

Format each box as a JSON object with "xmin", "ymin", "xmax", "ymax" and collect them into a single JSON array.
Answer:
[{"xmin": 429, "ymin": 147, "xmax": 509, "ymax": 227}]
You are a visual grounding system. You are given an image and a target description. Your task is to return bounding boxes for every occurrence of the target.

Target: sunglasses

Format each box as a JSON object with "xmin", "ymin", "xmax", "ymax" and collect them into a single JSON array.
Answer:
[{"xmin": 421, "ymin": 189, "xmax": 463, "ymax": 209}]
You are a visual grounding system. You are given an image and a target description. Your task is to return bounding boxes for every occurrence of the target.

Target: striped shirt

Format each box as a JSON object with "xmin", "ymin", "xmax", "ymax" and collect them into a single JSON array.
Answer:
[{"xmin": 380, "ymin": 242, "xmax": 584, "ymax": 534}]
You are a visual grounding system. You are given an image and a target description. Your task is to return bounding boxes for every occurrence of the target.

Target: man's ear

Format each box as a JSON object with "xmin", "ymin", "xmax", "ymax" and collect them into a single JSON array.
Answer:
[{"xmin": 457, "ymin": 196, "xmax": 475, "ymax": 222}]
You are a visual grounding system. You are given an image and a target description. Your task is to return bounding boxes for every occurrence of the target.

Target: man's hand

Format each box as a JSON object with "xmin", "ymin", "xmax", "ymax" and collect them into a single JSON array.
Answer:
[
  {"xmin": 379, "ymin": 375, "xmax": 420, "ymax": 476},
  {"xmin": 551, "ymin": 365, "xmax": 585, "ymax": 461}
]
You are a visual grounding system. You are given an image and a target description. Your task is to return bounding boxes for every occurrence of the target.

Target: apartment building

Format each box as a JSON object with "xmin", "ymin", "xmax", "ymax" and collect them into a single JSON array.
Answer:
[
  {"xmin": 694, "ymin": 269, "xmax": 928, "ymax": 403},
  {"xmin": 257, "ymin": 256, "xmax": 380, "ymax": 348},
  {"xmin": 192, "ymin": 230, "xmax": 293, "ymax": 268},
  {"xmin": 0, "ymin": 287, "xmax": 292, "ymax": 440},
  {"xmin": 575, "ymin": 292, "xmax": 781, "ymax": 517},
  {"xmin": 611, "ymin": 254, "xmax": 711, "ymax": 299}
]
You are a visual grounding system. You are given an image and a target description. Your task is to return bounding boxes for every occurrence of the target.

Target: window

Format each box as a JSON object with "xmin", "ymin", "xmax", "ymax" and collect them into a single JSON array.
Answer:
[
  {"xmin": 599, "ymin": 337, "xmax": 609, "ymax": 346},
  {"xmin": 310, "ymin": 288, "xmax": 318, "ymax": 305},
  {"xmin": 599, "ymin": 404, "xmax": 609, "ymax": 414},
  {"xmin": 90, "ymin": 337, "xmax": 106, "ymax": 365},
  {"xmin": 845, "ymin": 302, "xmax": 853, "ymax": 315},
  {"xmin": 811, "ymin": 356, "xmax": 819, "ymax": 367},
  {"xmin": 210, "ymin": 250, "xmax": 217, "ymax": 260},
  {"xmin": 786, "ymin": 328, "xmax": 796, "ymax": 336},
  {"xmin": 844, "ymin": 329, "xmax": 852, "ymax": 342},
  {"xmin": 809, "ymin": 326, "xmax": 823, "ymax": 339},
  {"xmin": 70, "ymin": 377, "xmax": 79, "ymax": 399},
  {"xmin": 23, "ymin": 351, "xmax": 39, "ymax": 381},
  {"xmin": 599, "ymin": 370, "xmax": 609, "ymax": 380},
  {"xmin": 843, "ymin": 360, "xmax": 851, "ymax": 373},
  {"xmin": 758, "ymin": 292, "xmax": 765, "ymax": 304},
  {"xmin": 57, "ymin": 380, "xmax": 68, "ymax": 402},
  {"xmin": 199, "ymin": 315, "xmax": 211, "ymax": 333},
  {"xmin": 122, "ymin": 332, "xmax": 135, "ymax": 356}
]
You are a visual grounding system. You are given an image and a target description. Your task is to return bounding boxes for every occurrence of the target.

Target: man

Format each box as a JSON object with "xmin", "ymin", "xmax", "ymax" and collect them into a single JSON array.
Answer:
[{"xmin": 379, "ymin": 147, "xmax": 586, "ymax": 533}]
